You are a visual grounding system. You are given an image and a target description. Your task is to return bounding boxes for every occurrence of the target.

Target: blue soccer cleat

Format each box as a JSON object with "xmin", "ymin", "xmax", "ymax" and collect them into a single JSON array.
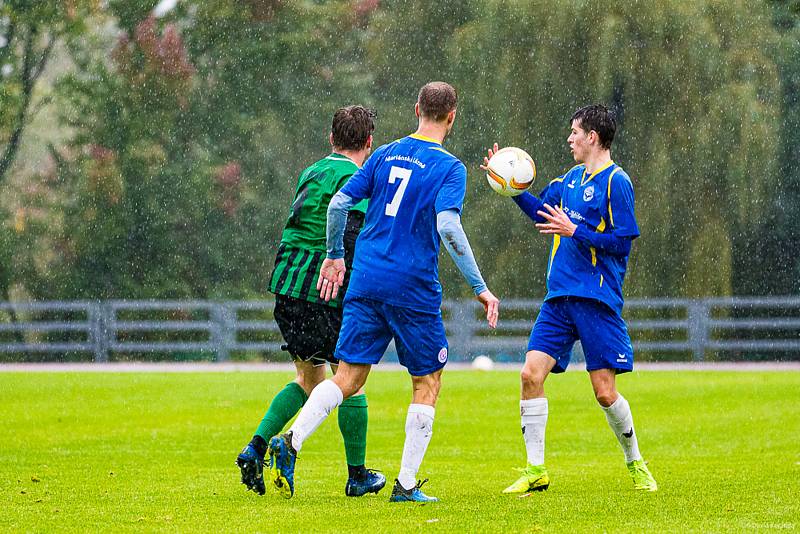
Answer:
[
  {"xmin": 268, "ymin": 432, "xmax": 297, "ymax": 499},
  {"xmin": 236, "ymin": 443, "xmax": 266, "ymax": 495},
  {"xmin": 388, "ymin": 478, "xmax": 439, "ymax": 503},
  {"xmin": 345, "ymin": 468, "xmax": 387, "ymax": 497}
]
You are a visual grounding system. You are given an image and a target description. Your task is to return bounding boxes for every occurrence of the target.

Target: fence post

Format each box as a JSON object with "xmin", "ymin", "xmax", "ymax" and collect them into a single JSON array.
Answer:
[
  {"xmin": 211, "ymin": 303, "xmax": 234, "ymax": 362},
  {"xmin": 448, "ymin": 300, "xmax": 475, "ymax": 361},
  {"xmin": 90, "ymin": 301, "xmax": 109, "ymax": 363},
  {"xmin": 687, "ymin": 300, "xmax": 709, "ymax": 361}
]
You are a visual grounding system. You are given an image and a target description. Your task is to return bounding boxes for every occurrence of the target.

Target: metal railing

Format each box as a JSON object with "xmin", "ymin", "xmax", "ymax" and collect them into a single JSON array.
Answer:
[{"xmin": 0, "ymin": 297, "xmax": 798, "ymax": 362}]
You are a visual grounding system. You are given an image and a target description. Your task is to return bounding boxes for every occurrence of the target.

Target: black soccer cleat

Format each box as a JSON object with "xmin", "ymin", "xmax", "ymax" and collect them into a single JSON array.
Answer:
[
  {"xmin": 236, "ymin": 443, "xmax": 266, "ymax": 495},
  {"xmin": 345, "ymin": 468, "xmax": 387, "ymax": 497}
]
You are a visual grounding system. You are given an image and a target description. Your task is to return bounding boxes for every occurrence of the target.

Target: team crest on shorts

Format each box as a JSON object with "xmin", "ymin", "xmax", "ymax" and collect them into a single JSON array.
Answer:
[
  {"xmin": 583, "ymin": 185, "xmax": 595, "ymax": 202},
  {"xmin": 437, "ymin": 347, "xmax": 448, "ymax": 363}
]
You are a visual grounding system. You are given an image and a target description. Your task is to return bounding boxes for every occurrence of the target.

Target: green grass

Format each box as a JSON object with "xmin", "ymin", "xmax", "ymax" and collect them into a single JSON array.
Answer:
[{"xmin": 2, "ymin": 370, "xmax": 798, "ymax": 533}]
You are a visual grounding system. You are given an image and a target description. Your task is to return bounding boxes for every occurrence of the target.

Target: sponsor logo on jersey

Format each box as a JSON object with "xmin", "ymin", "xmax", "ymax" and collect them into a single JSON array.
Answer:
[
  {"xmin": 437, "ymin": 347, "xmax": 448, "ymax": 363},
  {"xmin": 583, "ymin": 185, "xmax": 595, "ymax": 202},
  {"xmin": 616, "ymin": 353, "xmax": 628, "ymax": 363},
  {"xmin": 562, "ymin": 205, "xmax": 585, "ymax": 222}
]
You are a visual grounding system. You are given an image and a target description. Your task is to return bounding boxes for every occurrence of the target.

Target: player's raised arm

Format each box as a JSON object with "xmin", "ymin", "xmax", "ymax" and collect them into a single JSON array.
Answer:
[
  {"xmin": 317, "ymin": 190, "xmax": 356, "ymax": 301},
  {"xmin": 436, "ymin": 209, "xmax": 499, "ymax": 329}
]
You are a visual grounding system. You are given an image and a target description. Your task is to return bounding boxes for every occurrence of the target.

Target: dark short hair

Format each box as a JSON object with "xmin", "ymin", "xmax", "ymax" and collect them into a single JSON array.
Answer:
[
  {"xmin": 417, "ymin": 82, "xmax": 458, "ymax": 122},
  {"xmin": 571, "ymin": 104, "xmax": 616, "ymax": 149},
  {"xmin": 331, "ymin": 105, "xmax": 376, "ymax": 151}
]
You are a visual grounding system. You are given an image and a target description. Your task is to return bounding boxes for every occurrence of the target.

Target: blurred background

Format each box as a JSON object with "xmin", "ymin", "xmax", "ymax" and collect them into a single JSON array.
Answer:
[{"xmin": 1, "ymin": 0, "xmax": 799, "ymax": 362}]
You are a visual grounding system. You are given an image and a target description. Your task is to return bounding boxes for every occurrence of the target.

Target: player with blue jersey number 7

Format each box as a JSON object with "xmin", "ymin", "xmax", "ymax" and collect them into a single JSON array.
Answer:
[{"xmin": 267, "ymin": 82, "xmax": 499, "ymax": 503}]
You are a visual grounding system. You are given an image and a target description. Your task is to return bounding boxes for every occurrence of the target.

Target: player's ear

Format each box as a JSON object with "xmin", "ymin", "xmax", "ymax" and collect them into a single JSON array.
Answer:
[
  {"xmin": 366, "ymin": 135, "xmax": 373, "ymax": 149},
  {"xmin": 447, "ymin": 109, "xmax": 456, "ymax": 126},
  {"xmin": 415, "ymin": 102, "xmax": 421, "ymax": 118},
  {"xmin": 329, "ymin": 132, "xmax": 335, "ymax": 147}
]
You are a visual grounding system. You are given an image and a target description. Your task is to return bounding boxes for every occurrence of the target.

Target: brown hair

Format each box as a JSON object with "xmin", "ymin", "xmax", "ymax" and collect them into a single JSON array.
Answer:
[
  {"xmin": 571, "ymin": 104, "xmax": 616, "ymax": 149},
  {"xmin": 417, "ymin": 82, "xmax": 458, "ymax": 122},
  {"xmin": 331, "ymin": 105, "xmax": 376, "ymax": 151}
]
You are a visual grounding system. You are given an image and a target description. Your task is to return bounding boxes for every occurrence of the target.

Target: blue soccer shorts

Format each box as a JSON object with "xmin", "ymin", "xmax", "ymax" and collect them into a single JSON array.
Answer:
[
  {"xmin": 335, "ymin": 296, "xmax": 449, "ymax": 377},
  {"xmin": 527, "ymin": 296, "xmax": 634, "ymax": 374}
]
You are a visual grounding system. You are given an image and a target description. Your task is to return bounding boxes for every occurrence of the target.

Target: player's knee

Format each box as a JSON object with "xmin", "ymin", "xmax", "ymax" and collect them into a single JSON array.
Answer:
[
  {"xmin": 295, "ymin": 366, "xmax": 326, "ymax": 394},
  {"xmin": 295, "ymin": 375, "xmax": 322, "ymax": 395},
  {"xmin": 520, "ymin": 365, "xmax": 545, "ymax": 388},
  {"xmin": 332, "ymin": 366, "xmax": 369, "ymax": 398},
  {"xmin": 594, "ymin": 389, "xmax": 617, "ymax": 407}
]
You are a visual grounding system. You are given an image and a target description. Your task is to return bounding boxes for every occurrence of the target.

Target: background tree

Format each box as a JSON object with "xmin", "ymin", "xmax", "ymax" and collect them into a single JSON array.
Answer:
[{"xmin": 0, "ymin": 0, "xmax": 795, "ymax": 304}]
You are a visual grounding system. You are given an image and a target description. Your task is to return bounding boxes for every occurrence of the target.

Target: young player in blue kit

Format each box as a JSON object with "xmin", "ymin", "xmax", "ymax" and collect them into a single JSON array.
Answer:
[
  {"xmin": 267, "ymin": 82, "xmax": 500, "ymax": 502},
  {"xmin": 484, "ymin": 104, "xmax": 657, "ymax": 493}
]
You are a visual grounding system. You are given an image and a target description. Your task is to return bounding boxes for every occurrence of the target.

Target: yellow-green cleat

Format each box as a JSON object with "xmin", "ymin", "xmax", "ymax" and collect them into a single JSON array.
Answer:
[
  {"xmin": 627, "ymin": 459, "xmax": 657, "ymax": 491},
  {"xmin": 502, "ymin": 464, "xmax": 550, "ymax": 494}
]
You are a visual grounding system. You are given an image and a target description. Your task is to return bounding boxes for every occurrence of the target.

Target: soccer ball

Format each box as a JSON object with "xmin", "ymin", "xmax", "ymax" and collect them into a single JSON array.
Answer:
[
  {"xmin": 471, "ymin": 355, "xmax": 494, "ymax": 371},
  {"xmin": 485, "ymin": 147, "xmax": 536, "ymax": 197}
]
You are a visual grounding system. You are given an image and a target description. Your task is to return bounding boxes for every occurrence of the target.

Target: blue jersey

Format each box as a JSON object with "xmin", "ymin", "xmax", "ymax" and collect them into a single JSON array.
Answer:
[
  {"xmin": 538, "ymin": 161, "xmax": 639, "ymax": 313},
  {"xmin": 339, "ymin": 134, "xmax": 467, "ymax": 312}
]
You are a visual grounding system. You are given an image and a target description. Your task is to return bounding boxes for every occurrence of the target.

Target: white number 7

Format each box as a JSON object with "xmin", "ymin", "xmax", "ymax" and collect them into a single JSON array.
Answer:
[{"xmin": 385, "ymin": 166, "xmax": 412, "ymax": 217}]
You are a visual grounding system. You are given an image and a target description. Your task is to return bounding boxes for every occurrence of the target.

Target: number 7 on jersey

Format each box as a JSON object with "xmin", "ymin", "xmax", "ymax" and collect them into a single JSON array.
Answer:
[{"xmin": 385, "ymin": 166, "xmax": 412, "ymax": 217}]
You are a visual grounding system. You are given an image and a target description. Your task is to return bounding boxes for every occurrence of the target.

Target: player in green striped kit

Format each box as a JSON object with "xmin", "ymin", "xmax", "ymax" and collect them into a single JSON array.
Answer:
[{"xmin": 237, "ymin": 106, "xmax": 385, "ymax": 498}]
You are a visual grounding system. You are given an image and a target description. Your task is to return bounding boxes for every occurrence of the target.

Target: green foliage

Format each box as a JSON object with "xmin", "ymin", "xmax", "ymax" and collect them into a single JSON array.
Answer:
[
  {"xmin": 2, "ymin": 370, "xmax": 799, "ymax": 530},
  {"xmin": 380, "ymin": 0, "xmax": 782, "ymax": 299},
  {"xmin": 1, "ymin": 0, "xmax": 798, "ymax": 300}
]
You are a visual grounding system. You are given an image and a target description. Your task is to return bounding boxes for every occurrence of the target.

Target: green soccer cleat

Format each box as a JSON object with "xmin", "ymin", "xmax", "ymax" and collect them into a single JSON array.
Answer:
[
  {"xmin": 502, "ymin": 464, "xmax": 550, "ymax": 494},
  {"xmin": 627, "ymin": 459, "xmax": 657, "ymax": 491}
]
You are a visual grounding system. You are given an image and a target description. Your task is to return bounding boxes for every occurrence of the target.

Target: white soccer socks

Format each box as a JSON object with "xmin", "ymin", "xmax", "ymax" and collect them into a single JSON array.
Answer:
[
  {"xmin": 602, "ymin": 395, "xmax": 642, "ymax": 463},
  {"xmin": 520, "ymin": 397, "xmax": 548, "ymax": 466},
  {"xmin": 397, "ymin": 403, "xmax": 435, "ymax": 490},
  {"xmin": 288, "ymin": 379, "xmax": 343, "ymax": 452}
]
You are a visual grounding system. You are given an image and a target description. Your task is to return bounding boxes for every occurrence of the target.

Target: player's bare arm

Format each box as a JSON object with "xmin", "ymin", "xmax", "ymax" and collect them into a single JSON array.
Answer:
[{"xmin": 535, "ymin": 203, "xmax": 577, "ymax": 237}]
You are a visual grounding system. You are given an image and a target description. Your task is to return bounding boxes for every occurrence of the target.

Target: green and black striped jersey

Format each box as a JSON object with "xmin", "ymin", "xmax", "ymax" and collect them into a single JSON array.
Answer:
[{"xmin": 269, "ymin": 153, "xmax": 366, "ymax": 307}]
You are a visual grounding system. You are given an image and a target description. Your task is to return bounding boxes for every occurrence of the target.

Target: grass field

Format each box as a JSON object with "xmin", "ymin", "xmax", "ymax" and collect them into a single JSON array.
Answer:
[{"xmin": 2, "ymin": 370, "xmax": 799, "ymax": 533}]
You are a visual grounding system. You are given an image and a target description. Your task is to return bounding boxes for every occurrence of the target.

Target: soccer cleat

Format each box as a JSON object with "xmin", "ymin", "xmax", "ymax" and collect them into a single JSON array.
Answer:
[
  {"xmin": 627, "ymin": 459, "xmax": 657, "ymax": 491},
  {"xmin": 268, "ymin": 432, "xmax": 297, "ymax": 499},
  {"xmin": 345, "ymin": 469, "xmax": 387, "ymax": 497},
  {"xmin": 388, "ymin": 478, "xmax": 439, "ymax": 503},
  {"xmin": 236, "ymin": 444, "xmax": 266, "ymax": 495},
  {"xmin": 502, "ymin": 464, "xmax": 550, "ymax": 494}
]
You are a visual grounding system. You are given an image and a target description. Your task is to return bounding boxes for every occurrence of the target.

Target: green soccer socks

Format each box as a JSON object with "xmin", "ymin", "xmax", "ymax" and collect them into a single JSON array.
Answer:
[
  {"xmin": 338, "ymin": 393, "xmax": 368, "ymax": 468},
  {"xmin": 254, "ymin": 382, "xmax": 308, "ymax": 442}
]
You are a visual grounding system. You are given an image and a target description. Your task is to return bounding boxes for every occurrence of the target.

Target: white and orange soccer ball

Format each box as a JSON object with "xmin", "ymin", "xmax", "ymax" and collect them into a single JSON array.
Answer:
[{"xmin": 485, "ymin": 147, "xmax": 536, "ymax": 197}]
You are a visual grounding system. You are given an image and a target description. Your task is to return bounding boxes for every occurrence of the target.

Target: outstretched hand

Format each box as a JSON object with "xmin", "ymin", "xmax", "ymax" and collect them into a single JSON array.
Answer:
[
  {"xmin": 535, "ymin": 203, "xmax": 577, "ymax": 237},
  {"xmin": 316, "ymin": 258, "xmax": 346, "ymax": 302},
  {"xmin": 476, "ymin": 289, "xmax": 500, "ymax": 329},
  {"xmin": 479, "ymin": 142, "xmax": 501, "ymax": 171}
]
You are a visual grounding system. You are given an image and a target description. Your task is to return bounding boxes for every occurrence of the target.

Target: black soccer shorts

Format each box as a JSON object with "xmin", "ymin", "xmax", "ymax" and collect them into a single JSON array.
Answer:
[{"xmin": 273, "ymin": 294, "xmax": 342, "ymax": 366}]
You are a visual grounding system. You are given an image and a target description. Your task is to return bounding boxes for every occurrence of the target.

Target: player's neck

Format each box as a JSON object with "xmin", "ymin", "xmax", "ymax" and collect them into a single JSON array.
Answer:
[
  {"xmin": 413, "ymin": 122, "xmax": 447, "ymax": 145},
  {"xmin": 334, "ymin": 148, "xmax": 368, "ymax": 167},
  {"xmin": 582, "ymin": 149, "xmax": 612, "ymax": 175}
]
